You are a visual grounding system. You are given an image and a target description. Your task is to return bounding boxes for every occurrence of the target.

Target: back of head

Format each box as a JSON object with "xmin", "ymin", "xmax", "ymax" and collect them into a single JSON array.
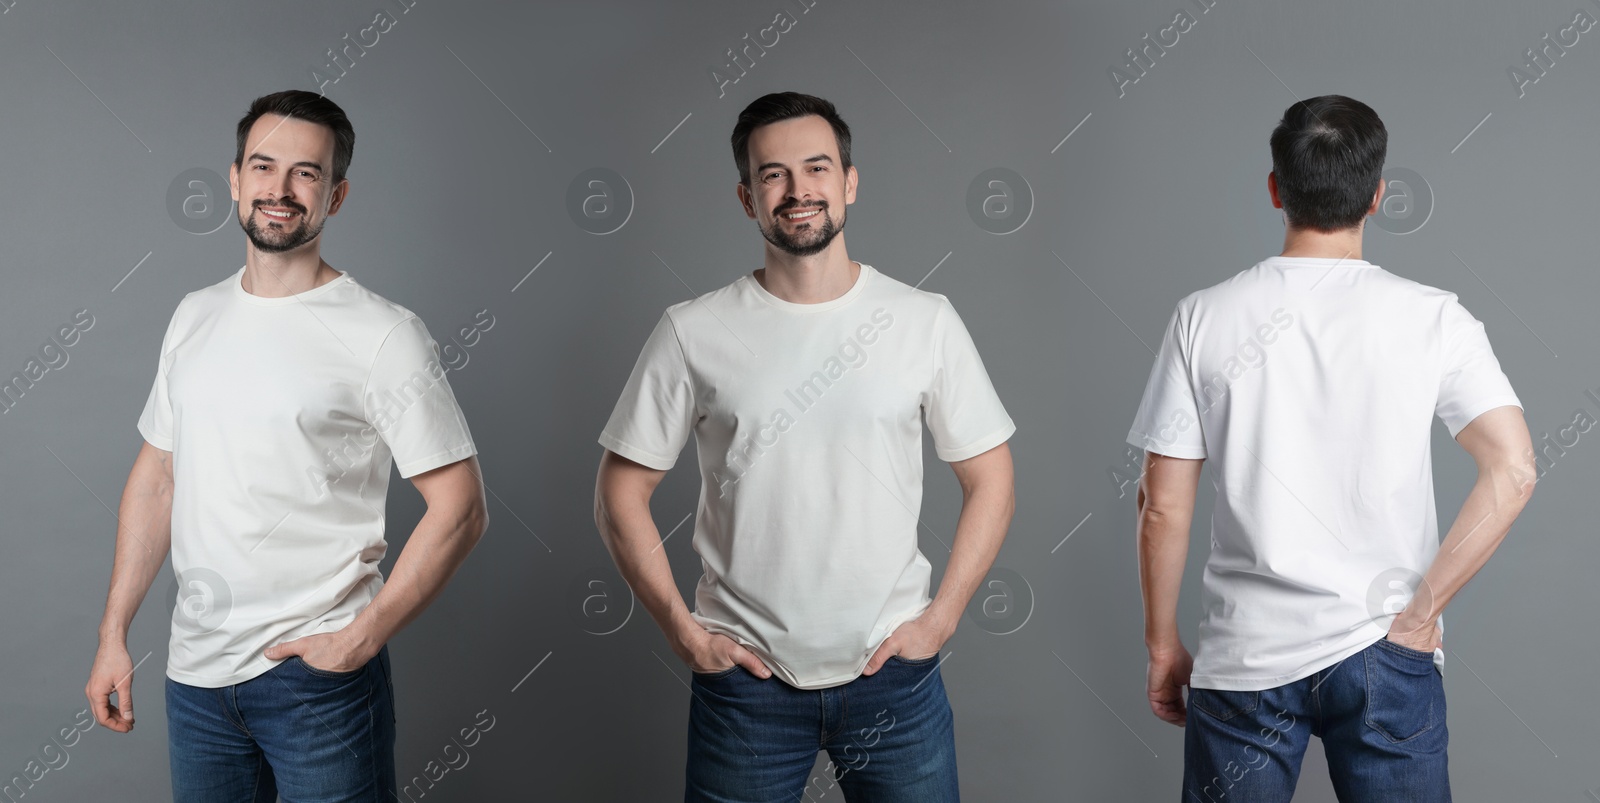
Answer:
[{"xmin": 1269, "ymin": 95, "xmax": 1386, "ymax": 232}]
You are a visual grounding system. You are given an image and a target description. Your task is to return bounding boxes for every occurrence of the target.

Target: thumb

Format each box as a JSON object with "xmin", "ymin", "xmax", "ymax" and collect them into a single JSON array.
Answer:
[
  {"xmin": 862, "ymin": 640, "xmax": 896, "ymax": 677},
  {"xmin": 264, "ymin": 639, "xmax": 302, "ymax": 661},
  {"xmin": 733, "ymin": 646, "xmax": 771, "ymax": 679},
  {"xmin": 116, "ymin": 675, "xmax": 134, "ymax": 722}
]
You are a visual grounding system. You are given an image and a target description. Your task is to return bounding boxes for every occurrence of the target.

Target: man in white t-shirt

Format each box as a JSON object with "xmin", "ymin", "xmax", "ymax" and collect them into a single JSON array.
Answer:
[
  {"xmin": 83, "ymin": 90, "xmax": 487, "ymax": 802},
  {"xmin": 594, "ymin": 92, "xmax": 1015, "ymax": 801},
  {"xmin": 1129, "ymin": 95, "xmax": 1536, "ymax": 801}
]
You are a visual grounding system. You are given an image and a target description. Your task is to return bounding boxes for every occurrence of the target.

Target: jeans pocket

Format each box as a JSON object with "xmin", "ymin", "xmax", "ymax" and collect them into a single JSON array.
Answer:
[
  {"xmin": 293, "ymin": 656, "xmax": 367, "ymax": 680},
  {"xmin": 690, "ymin": 665, "xmax": 740, "ymax": 680},
  {"xmin": 1364, "ymin": 640, "xmax": 1439, "ymax": 743},
  {"xmin": 888, "ymin": 653, "xmax": 939, "ymax": 666},
  {"xmin": 1188, "ymin": 688, "xmax": 1260, "ymax": 722}
]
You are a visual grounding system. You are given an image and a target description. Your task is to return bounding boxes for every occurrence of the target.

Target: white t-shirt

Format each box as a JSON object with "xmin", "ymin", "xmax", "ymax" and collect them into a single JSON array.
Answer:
[
  {"xmin": 1127, "ymin": 256, "xmax": 1522, "ymax": 691},
  {"xmin": 139, "ymin": 267, "xmax": 478, "ymax": 687},
  {"xmin": 600, "ymin": 263, "xmax": 1015, "ymax": 689}
]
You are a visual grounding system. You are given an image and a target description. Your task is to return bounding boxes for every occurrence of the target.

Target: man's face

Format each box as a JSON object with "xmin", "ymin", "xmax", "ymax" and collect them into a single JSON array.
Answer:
[
  {"xmin": 229, "ymin": 114, "xmax": 347, "ymax": 254},
  {"xmin": 738, "ymin": 115, "xmax": 857, "ymax": 257}
]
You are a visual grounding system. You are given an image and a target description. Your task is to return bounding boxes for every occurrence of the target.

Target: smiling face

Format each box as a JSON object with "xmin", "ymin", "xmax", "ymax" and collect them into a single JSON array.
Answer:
[
  {"xmin": 229, "ymin": 114, "xmax": 348, "ymax": 254},
  {"xmin": 738, "ymin": 114, "xmax": 858, "ymax": 257}
]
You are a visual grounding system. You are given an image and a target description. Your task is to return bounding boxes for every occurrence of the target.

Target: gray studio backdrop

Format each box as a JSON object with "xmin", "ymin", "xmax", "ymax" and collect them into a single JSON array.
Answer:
[{"xmin": 0, "ymin": 0, "xmax": 1594, "ymax": 800}]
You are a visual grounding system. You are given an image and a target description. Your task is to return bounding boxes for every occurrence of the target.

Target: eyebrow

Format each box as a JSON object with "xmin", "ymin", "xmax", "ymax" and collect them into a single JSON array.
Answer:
[
  {"xmin": 246, "ymin": 153, "xmax": 324, "ymax": 173},
  {"xmin": 754, "ymin": 154, "xmax": 835, "ymax": 173}
]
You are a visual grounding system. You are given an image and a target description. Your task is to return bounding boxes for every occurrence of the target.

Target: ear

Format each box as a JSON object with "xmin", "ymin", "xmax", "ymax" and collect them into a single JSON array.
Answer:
[
  {"xmin": 843, "ymin": 165, "xmax": 859, "ymax": 206},
  {"xmin": 1267, "ymin": 171, "xmax": 1282, "ymax": 210},
  {"xmin": 228, "ymin": 162, "xmax": 240, "ymax": 203},
  {"xmin": 1366, "ymin": 178, "xmax": 1386, "ymax": 216},
  {"xmin": 327, "ymin": 178, "xmax": 350, "ymax": 216},
  {"xmin": 736, "ymin": 181, "xmax": 757, "ymax": 220}
]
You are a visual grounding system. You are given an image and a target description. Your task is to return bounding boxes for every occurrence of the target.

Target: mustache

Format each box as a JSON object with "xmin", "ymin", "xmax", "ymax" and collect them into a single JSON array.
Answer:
[
  {"xmin": 773, "ymin": 200, "xmax": 827, "ymax": 215},
  {"xmin": 254, "ymin": 198, "xmax": 307, "ymax": 214}
]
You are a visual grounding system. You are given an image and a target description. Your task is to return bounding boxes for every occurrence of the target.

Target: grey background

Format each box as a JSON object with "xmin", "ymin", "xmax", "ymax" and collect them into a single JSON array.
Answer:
[{"xmin": 0, "ymin": 0, "xmax": 1594, "ymax": 800}]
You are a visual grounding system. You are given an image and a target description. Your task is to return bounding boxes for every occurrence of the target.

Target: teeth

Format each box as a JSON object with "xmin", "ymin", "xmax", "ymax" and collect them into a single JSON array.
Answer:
[
  {"xmin": 263, "ymin": 209, "xmax": 295, "ymax": 219},
  {"xmin": 784, "ymin": 209, "xmax": 821, "ymax": 220}
]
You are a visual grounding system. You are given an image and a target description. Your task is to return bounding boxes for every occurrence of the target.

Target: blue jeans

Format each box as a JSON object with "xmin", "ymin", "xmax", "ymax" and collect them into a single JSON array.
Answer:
[
  {"xmin": 166, "ymin": 645, "xmax": 396, "ymax": 802},
  {"xmin": 685, "ymin": 654, "xmax": 960, "ymax": 802},
  {"xmin": 1183, "ymin": 637, "xmax": 1449, "ymax": 802}
]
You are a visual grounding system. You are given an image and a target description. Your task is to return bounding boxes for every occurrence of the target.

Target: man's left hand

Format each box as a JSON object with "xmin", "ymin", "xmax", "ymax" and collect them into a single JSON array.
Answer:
[
  {"xmin": 264, "ymin": 630, "xmax": 374, "ymax": 674},
  {"xmin": 862, "ymin": 612, "xmax": 952, "ymax": 676}
]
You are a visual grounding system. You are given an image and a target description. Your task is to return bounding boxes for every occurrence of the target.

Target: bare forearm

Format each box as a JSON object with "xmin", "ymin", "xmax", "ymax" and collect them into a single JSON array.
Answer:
[
  {"xmin": 346, "ymin": 502, "xmax": 485, "ymax": 653},
  {"xmin": 926, "ymin": 482, "xmax": 1015, "ymax": 634},
  {"xmin": 1137, "ymin": 500, "xmax": 1191, "ymax": 652},
  {"xmin": 98, "ymin": 456, "xmax": 174, "ymax": 645},
  {"xmin": 595, "ymin": 497, "xmax": 699, "ymax": 652},
  {"xmin": 1399, "ymin": 456, "xmax": 1534, "ymax": 630}
]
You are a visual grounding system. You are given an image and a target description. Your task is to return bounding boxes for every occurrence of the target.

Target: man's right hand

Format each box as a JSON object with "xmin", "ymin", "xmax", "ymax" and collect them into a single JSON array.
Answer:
[
  {"xmin": 1146, "ymin": 643, "xmax": 1194, "ymax": 727},
  {"xmin": 677, "ymin": 626, "xmax": 771, "ymax": 679},
  {"xmin": 86, "ymin": 641, "xmax": 137, "ymax": 733}
]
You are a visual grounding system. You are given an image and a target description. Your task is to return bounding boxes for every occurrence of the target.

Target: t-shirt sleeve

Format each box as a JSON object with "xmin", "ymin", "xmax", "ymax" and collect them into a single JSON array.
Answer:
[
  {"xmin": 1435, "ymin": 297, "xmax": 1522, "ymax": 438},
  {"xmin": 362, "ymin": 316, "xmax": 478, "ymax": 478},
  {"xmin": 924, "ymin": 298, "xmax": 1016, "ymax": 462},
  {"xmin": 136, "ymin": 307, "xmax": 180, "ymax": 452},
  {"xmin": 1126, "ymin": 303, "xmax": 1207, "ymax": 459},
  {"xmin": 598, "ymin": 311, "xmax": 698, "ymax": 471}
]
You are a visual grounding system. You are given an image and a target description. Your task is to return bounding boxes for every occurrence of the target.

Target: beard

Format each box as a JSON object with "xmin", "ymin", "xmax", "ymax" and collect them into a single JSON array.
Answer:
[
  {"xmin": 757, "ymin": 201, "xmax": 846, "ymax": 257},
  {"xmin": 240, "ymin": 200, "xmax": 324, "ymax": 254}
]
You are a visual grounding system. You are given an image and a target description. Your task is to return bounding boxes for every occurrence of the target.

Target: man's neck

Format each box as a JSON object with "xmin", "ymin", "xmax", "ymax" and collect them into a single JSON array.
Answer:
[
  {"xmin": 1279, "ymin": 223, "xmax": 1365, "ymax": 261},
  {"xmin": 754, "ymin": 239, "xmax": 858, "ymax": 304},
  {"xmin": 241, "ymin": 249, "xmax": 337, "ymax": 298}
]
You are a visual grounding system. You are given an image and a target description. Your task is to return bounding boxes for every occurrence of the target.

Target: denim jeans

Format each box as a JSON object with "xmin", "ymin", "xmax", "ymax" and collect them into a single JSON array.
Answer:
[
  {"xmin": 685, "ymin": 654, "xmax": 960, "ymax": 802},
  {"xmin": 166, "ymin": 645, "xmax": 396, "ymax": 803},
  {"xmin": 1183, "ymin": 637, "xmax": 1449, "ymax": 802}
]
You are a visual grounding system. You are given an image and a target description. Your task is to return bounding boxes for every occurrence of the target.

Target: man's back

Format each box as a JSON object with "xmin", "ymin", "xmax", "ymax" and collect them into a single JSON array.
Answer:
[{"xmin": 1128, "ymin": 255, "xmax": 1521, "ymax": 690}]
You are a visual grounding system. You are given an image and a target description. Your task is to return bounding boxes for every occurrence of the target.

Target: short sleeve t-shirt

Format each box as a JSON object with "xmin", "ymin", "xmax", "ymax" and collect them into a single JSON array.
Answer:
[
  {"xmin": 139, "ymin": 267, "xmax": 478, "ymax": 687},
  {"xmin": 600, "ymin": 263, "xmax": 1015, "ymax": 689},
  {"xmin": 1127, "ymin": 256, "xmax": 1522, "ymax": 691}
]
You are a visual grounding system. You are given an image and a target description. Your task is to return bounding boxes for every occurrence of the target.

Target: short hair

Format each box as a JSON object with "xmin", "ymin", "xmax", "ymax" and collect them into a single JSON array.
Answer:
[
  {"xmin": 731, "ymin": 92, "xmax": 852, "ymax": 186},
  {"xmin": 234, "ymin": 90, "xmax": 356, "ymax": 185},
  {"xmin": 1269, "ymin": 95, "xmax": 1387, "ymax": 232}
]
